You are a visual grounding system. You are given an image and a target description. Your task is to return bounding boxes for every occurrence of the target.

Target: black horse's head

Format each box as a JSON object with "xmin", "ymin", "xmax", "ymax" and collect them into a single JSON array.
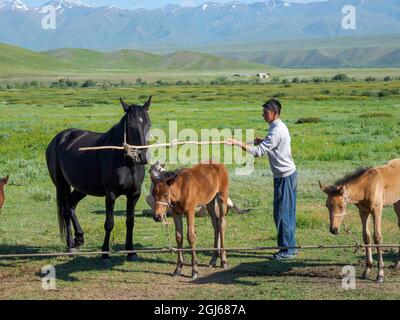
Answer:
[{"xmin": 120, "ymin": 96, "xmax": 152, "ymax": 165}]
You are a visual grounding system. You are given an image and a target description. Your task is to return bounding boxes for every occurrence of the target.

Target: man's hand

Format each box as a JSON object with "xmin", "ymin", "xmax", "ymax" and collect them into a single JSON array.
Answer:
[
  {"xmin": 226, "ymin": 138, "xmax": 254, "ymax": 154},
  {"xmin": 225, "ymin": 138, "xmax": 239, "ymax": 146}
]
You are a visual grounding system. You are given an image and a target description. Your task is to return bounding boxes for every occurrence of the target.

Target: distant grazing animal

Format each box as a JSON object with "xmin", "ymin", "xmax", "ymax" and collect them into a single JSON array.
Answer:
[
  {"xmin": 151, "ymin": 161, "xmax": 229, "ymax": 279},
  {"xmin": 146, "ymin": 161, "xmax": 242, "ymax": 216},
  {"xmin": 319, "ymin": 159, "xmax": 400, "ymax": 283},
  {"xmin": 46, "ymin": 97, "xmax": 152, "ymax": 263},
  {"xmin": 0, "ymin": 175, "xmax": 9, "ymax": 210}
]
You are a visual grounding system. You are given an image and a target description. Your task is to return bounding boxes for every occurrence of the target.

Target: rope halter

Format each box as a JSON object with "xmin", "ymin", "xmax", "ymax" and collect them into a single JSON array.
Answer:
[
  {"xmin": 155, "ymin": 199, "xmax": 173, "ymax": 208},
  {"xmin": 331, "ymin": 212, "xmax": 348, "ymax": 218},
  {"xmin": 123, "ymin": 121, "xmax": 142, "ymax": 163}
]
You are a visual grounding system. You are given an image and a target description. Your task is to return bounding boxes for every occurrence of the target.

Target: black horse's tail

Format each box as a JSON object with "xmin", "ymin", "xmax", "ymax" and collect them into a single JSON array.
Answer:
[
  {"xmin": 56, "ymin": 189, "xmax": 66, "ymax": 239},
  {"xmin": 46, "ymin": 134, "xmax": 68, "ymax": 240}
]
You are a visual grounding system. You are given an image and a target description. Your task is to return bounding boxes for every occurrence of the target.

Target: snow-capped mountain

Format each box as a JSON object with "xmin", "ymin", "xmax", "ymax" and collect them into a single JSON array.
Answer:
[
  {"xmin": 0, "ymin": 0, "xmax": 28, "ymax": 12},
  {"xmin": 41, "ymin": 0, "xmax": 93, "ymax": 9},
  {"xmin": 37, "ymin": 0, "xmax": 93, "ymax": 13},
  {"xmin": 0, "ymin": 0, "xmax": 400, "ymax": 51}
]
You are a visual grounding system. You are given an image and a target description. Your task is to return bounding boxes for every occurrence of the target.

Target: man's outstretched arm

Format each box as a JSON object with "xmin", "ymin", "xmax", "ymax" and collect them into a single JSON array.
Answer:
[{"xmin": 226, "ymin": 133, "xmax": 279, "ymax": 158}]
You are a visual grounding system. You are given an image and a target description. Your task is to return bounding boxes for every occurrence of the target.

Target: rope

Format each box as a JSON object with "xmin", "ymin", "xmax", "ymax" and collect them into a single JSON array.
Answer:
[
  {"xmin": 79, "ymin": 140, "xmax": 229, "ymax": 152},
  {"xmin": 342, "ymin": 222, "xmax": 364, "ymax": 254},
  {"xmin": 1, "ymin": 244, "xmax": 400, "ymax": 259},
  {"xmin": 162, "ymin": 218, "xmax": 173, "ymax": 251}
]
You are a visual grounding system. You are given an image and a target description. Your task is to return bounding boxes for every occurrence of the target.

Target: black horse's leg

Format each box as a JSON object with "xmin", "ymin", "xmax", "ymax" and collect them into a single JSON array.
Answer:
[
  {"xmin": 68, "ymin": 190, "xmax": 87, "ymax": 251},
  {"xmin": 126, "ymin": 192, "xmax": 141, "ymax": 262},
  {"xmin": 101, "ymin": 192, "xmax": 116, "ymax": 262}
]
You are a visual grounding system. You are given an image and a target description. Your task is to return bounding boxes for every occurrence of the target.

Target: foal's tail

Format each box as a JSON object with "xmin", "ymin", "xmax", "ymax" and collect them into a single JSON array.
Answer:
[{"xmin": 227, "ymin": 197, "xmax": 243, "ymax": 214}]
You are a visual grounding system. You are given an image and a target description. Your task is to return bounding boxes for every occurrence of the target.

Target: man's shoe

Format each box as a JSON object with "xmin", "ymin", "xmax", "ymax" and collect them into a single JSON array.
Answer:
[
  {"xmin": 273, "ymin": 250, "xmax": 298, "ymax": 260},
  {"xmin": 272, "ymin": 250, "xmax": 283, "ymax": 258}
]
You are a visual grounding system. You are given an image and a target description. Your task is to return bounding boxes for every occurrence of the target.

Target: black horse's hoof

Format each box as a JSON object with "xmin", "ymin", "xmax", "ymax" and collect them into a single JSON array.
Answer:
[
  {"xmin": 73, "ymin": 238, "xmax": 84, "ymax": 248},
  {"xmin": 127, "ymin": 253, "xmax": 139, "ymax": 262},
  {"xmin": 72, "ymin": 245, "xmax": 83, "ymax": 252},
  {"xmin": 376, "ymin": 276, "xmax": 384, "ymax": 283},
  {"xmin": 68, "ymin": 247, "xmax": 80, "ymax": 254}
]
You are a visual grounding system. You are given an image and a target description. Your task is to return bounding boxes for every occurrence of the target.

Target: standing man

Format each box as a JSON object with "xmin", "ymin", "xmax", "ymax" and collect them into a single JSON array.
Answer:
[{"xmin": 226, "ymin": 99, "xmax": 298, "ymax": 260}]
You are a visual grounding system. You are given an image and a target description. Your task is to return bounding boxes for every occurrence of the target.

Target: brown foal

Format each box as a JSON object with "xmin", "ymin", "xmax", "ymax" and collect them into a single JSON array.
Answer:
[{"xmin": 151, "ymin": 161, "xmax": 229, "ymax": 279}]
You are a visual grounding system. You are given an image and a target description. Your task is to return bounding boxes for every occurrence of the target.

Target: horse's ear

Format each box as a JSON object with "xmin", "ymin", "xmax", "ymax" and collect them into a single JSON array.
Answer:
[
  {"xmin": 165, "ymin": 172, "xmax": 177, "ymax": 186},
  {"xmin": 143, "ymin": 96, "xmax": 152, "ymax": 111},
  {"xmin": 1, "ymin": 175, "xmax": 9, "ymax": 185},
  {"xmin": 338, "ymin": 184, "xmax": 347, "ymax": 196},
  {"xmin": 120, "ymin": 98, "xmax": 130, "ymax": 112},
  {"xmin": 318, "ymin": 180, "xmax": 329, "ymax": 194}
]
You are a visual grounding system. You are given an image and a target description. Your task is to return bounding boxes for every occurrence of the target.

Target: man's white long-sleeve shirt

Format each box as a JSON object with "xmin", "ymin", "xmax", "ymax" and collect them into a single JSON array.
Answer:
[{"xmin": 250, "ymin": 119, "xmax": 296, "ymax": 178}]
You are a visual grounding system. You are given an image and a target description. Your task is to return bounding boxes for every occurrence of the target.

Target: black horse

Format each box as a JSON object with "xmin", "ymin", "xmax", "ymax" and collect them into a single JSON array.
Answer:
[{"xmin": 46, "ymin": 96, "xmax": 152, "ymax": 262}]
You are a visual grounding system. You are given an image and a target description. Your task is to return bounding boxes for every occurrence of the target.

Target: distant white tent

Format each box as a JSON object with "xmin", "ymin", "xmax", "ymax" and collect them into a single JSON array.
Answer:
[{"xmin": 257, "ymin": 72, "xmax": 270, "ymax": 79}]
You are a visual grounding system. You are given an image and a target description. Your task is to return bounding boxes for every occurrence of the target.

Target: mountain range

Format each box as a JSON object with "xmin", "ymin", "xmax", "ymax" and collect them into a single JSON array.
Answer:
[
  {"xmin": 209, "ymin": 34, "xmax": 400, "ymax": 67},
  {"xmin": 1, "ymin": 0, "xmax": 400, "ymax": 51}
]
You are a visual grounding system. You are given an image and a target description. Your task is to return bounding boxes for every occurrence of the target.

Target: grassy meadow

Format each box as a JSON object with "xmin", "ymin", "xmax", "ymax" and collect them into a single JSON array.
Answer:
[{"xmin": 0, "ymin": 76, "xmax": 400, "ymax": 299}]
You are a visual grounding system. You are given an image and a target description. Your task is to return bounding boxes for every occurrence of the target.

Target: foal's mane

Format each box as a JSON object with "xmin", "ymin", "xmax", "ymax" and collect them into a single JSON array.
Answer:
[{"xmin": 334, "ymin": 167, "xmax": 372, "ymax": 187}]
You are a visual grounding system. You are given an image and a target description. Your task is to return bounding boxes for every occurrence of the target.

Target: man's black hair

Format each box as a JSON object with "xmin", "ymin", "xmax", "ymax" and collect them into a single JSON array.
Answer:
[{"xmin": 263, "ymin": 99, "xmax": 282, "ymax": 115}]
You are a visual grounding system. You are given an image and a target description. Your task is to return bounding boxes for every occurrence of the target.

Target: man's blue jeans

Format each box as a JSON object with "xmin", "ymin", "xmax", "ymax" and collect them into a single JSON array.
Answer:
[{"xmin": 273, "ymin": 171, "xmax": 297, "ymax": 254}]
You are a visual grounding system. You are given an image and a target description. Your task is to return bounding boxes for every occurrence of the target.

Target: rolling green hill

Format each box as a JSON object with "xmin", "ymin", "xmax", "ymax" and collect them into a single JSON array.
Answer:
[
  {"xmin": 0, "ymin": 43, "xmax": 263, "ymax": 76},
  {"xmin": 0, "ymin": 43, "xmax": 70, "ymax": 74},
  {"xmin": 159, "ymin": 51, "xmax": 260, "ymax": 71},
  {"xmin": 44, "ymin": 48, "xmax": 162, "ymax": 71}
]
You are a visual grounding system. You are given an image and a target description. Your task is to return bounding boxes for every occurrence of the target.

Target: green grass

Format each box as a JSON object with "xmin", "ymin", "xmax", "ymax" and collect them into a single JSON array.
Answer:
[{"xmin": 0, "ymin": 79, "xmax": 400, "ymax": 300}]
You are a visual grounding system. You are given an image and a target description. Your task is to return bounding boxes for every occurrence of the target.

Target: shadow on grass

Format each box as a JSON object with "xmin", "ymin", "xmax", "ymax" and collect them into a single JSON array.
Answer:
[
  {"xmin": 48, "ymin": 242, "xmax": 181, "ymax": 282},
  {"xmin": 192, "ymin": 258, "xmax": 350, "ymax": 286},
  {"xmin": 0, "ymin": 243, "xmax": 174, "ymax": 281},
  {"xmin": 0, "ymin": 245, "xmax": 62, "ymax": 265},
  {"xmin": 192, "ymin": 249, "xmax": 400, "ymax": 286}
]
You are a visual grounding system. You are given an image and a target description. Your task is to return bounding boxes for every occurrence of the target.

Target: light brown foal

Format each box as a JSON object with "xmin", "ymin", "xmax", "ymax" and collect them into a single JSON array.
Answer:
[
  {"xmin": 0, "ymin": 175, "xmax": 9, "ymax": 210},
  {"xmin": 320, "ymin": 159, "xmax": 400, "ymax": 283},
  {"xmin": 151, "ymin": 162, "xmax": 229, "ymax": 280}
]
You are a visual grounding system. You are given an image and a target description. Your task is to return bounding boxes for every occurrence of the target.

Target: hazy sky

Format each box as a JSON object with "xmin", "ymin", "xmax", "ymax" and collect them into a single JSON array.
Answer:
[{"xmin": 23, "ymin": 0, "xmax": 322, "ymax": 10}]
